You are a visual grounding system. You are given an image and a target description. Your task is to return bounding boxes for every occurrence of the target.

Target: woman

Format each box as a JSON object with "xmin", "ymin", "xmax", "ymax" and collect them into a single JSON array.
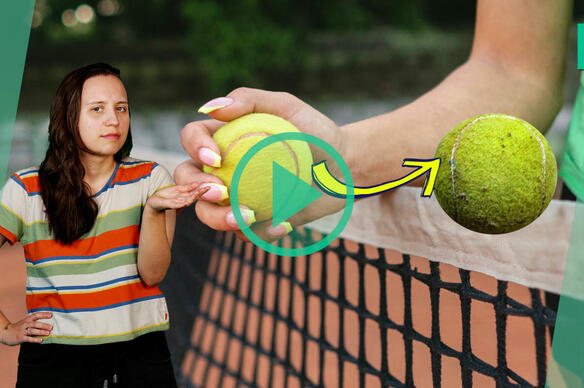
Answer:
[{"xmin": 0, "ymin": 63, "xmax": 207, "ymax": 387}]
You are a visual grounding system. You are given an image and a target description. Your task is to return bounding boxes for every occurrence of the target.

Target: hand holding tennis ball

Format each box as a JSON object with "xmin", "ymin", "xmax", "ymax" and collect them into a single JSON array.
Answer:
[
  {"xmin": 434, "ymin": 114, "xmax": 557, "ymax": 234},
  {"xmin": 175, "ymin": 88, "xmax": 346, "ymax": 238},
  {"xmin": 202, "ymin": 113, "xmax": 314, "ymax": 223}
]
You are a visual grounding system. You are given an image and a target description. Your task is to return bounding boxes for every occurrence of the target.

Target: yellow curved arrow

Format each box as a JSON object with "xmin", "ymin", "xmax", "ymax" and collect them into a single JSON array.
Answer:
[{"xmin": 312, "ymin": 158, "xmax": 440, "ymax": 198}]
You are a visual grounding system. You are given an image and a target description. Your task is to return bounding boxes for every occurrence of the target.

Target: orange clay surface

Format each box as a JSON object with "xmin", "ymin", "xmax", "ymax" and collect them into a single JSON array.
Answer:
[{"xmin": 183, "ymin": 235, "xmax": 551, "ymax": 388}]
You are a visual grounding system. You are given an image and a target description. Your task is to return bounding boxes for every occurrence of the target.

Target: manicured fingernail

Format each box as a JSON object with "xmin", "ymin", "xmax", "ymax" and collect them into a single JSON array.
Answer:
[
  {"xmin": 198, "ymin": 97, "xmax": 234, "ymax": 114},
  {"xmin": 199, "ymin": 147, "xmax": 221, "ymax": 168},
  {"xmin": 200, "ymin": 183, "xmax": 229, "ymax": 202},
  {"xmin": 267, "ymin": 222, "xmax": 293, "ymax": 237},
  {"xmin": 226, "ymin": 208, "xmax": 256, "ymax": 227}
]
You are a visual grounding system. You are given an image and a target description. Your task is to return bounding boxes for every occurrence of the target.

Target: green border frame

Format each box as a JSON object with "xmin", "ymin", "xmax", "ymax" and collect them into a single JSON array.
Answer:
[{"xmin": 0, "ymin": 2, "xmax": 34, "ymax": 181}]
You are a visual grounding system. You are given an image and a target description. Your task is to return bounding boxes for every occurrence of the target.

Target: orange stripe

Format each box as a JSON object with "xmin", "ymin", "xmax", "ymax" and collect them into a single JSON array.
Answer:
[
  {"xmin": 0, "ymin": 225, "xmax": 17, "ymax": 244},
  {"xmin": 117, "ymin": 163, "xmax": 154, "ymax": 183},
  {"xmin": 24, "ymin": 225, "xmax": 139, "ymax": 262},
  {"xmin": 27, "ymin": 282, "xmax": 162, "ymax": 311},
  {"xmin": 19, "ymin": 174, "xmax": 41, "ymax": 193}
]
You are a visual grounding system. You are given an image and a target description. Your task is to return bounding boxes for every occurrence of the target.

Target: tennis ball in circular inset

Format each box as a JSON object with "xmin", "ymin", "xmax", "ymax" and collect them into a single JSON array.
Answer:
[
  {"xmin": 434, "ymin": 113, "xmax": 557, "ymax": 234},
  {"xmin": 203, "ymin": 113, "xmax": 313, "ymax": 222}
]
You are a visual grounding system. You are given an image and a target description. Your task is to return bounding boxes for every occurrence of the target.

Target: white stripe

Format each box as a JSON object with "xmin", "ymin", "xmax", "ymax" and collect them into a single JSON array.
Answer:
[
  {"xmin": 27, "ymin": 247, "xmax": 137, "ymax": 268},
  {"xmin": 26, "ymin": 264, "xmax": 139, "ymax": 290},
  {"xmin": 7, "ymin": 166, "xmax": 156, "ymax": 225},
  {"xmin": 27, "ymin": 279, "xmax": 141, "ymax": 295},
  {"xmin": 36, "ymin": 297, "xmax": 169, "ymax": 339}
]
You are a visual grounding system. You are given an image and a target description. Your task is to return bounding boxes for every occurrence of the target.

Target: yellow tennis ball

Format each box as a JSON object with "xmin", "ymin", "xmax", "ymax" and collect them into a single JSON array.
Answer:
[
  {"xmin": 203, "ymin": 113, "xmax": 313, "ymax": 222},
  {"xmin": 434, "ymin": 113, "xmax": 557, "ymax": 234}
]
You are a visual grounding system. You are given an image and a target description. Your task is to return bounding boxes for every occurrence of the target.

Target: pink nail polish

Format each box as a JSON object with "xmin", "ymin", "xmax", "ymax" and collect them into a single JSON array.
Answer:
[
  {"xmin": 200, "ymin": 183, "xmax": 229, "ymax": 202},
  {"xmin": 199, "ymin": 147, "xmax": 221, "ymax": 168},
  {"xmin": 226, "ymin": 208, "xmax": 256, "ymax": 227},
  {"xmin": 198, "ymin": 97, "xmax": 234, "ymax": 114},
  {"xmin": 267, "ymin": 222, "xmax": 293, "ymax": 237}
]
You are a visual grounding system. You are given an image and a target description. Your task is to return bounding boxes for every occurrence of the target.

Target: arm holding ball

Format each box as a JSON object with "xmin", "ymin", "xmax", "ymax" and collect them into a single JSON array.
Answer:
[{"xmin": 174, "ymin": 0, "xmax": 571, "ymax": 239}]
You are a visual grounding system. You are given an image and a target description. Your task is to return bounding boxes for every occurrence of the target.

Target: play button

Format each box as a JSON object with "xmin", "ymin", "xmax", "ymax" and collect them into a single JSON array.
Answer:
[
  {"xmin": 272, "ymin": 162, "xmax": 323, "ymax": 225},
  {"xmin": 230, "ymin": 132, "xmax": 354, "ymax": 257}
]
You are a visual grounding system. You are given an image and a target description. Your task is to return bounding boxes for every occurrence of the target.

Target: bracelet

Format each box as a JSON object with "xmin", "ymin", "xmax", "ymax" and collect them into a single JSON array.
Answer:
[{"xmin": 0, "ymin": 324, "xmax": 8, "ymax": 345}]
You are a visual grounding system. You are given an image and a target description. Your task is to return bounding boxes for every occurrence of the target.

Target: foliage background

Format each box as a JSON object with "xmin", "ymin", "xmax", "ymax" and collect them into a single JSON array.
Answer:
[{"xmin": 20, "ymin": 0, "xmax": 484, "ymax": 111}]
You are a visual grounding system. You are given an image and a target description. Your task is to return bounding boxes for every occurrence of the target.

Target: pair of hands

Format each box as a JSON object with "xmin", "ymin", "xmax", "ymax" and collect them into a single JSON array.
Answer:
[{"xmin": 174, "ymin": 87, "xmax": 350, "ymax": 241}]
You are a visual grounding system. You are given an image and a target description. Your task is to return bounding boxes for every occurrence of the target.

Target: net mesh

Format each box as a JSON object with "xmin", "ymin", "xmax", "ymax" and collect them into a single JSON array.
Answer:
[{"xmin": 162, "ymin": 205, "xmax": 557, "ymax": 388}]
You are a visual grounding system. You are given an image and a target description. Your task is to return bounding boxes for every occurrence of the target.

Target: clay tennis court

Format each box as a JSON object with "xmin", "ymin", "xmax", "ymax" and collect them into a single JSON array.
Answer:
[{"xmin": 180, "ymin": 234, "xmax": 550, "ymax": 387}]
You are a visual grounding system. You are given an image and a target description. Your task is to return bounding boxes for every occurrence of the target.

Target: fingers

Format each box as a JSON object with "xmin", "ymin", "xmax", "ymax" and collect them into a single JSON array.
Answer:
[
  {"xmin": 173, "ymin": 160, "xmax": 226, "ymax": 203},
  {"xmin": 192, "ymin": 185, "xmax": 212, "ymax": 202},
  {"xmin": 169, "ymin": 184, "xmax": 211, "ymax": 205},
  {"xmin": 26, "ymin": 326, "xmax": 51, "ymax": 337},
  {"xmin": 13, "ymin": 312, "xmax": 54, "ymax": 344},
  {"xmin": 23, "ymin": 335, "xmax": 43, "ymax": 343},
  {"xmin": 180, "ymin": 119, "xmax": 224, "ymax": 166},
  {"xmin": 28, "ymin": 312, "xmax": 53, "ymax": 338},
  {"xmin": 195, "ymin": 201, "xmax": 256, "ymax": 232},
  {"xmin": 198, "ymin": 88, "xmax": 306, "ymax": 123},
  {"xmin": 173, "ymin": 181, "xmax": 206, "ymax": 193},
  {"xmin": 31, "ymin": 312, "xmax": 52, "ymax": 321},
  {"xmin": 178, "ymin": 185, "xmax": 211, "ymax": 209}
]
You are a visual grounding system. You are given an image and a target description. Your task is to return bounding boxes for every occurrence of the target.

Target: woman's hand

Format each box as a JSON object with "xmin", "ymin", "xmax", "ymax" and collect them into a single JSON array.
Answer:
[
  {"xmin": 174, "ymin": 87, "xmax": 349, "ymax": 241},
  {"xmin": 146, "ymin": 182, "xmax": 210, "ymax": 212},
  {"xmin": 1, "ymin": 312, "xmax": 53, "ymax": 345}
]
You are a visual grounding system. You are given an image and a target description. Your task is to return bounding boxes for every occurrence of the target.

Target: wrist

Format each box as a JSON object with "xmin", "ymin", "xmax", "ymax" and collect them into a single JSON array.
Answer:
[
  {"xmin": 338, "ymin": 124, "xmax": 362, "ymax": 185},
  {"xmin": 0, "ymin": 323, "xmax": 9, "ymax": 345},
  {"xmin": 145, "ymin": 200, "xmax": 166, "ymax": 214}
]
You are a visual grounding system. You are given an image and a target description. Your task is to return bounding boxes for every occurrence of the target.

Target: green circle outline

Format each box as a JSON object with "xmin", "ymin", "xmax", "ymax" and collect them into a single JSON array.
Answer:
[{"xmin": 230, "ymin": 132, "xmax": 354, "ymax": 257}]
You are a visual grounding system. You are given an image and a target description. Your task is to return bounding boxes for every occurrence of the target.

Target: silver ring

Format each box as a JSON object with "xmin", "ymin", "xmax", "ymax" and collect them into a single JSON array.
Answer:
[{"xmin": 25, "ymin": 327, "xmax": 29, "ymax": 335}]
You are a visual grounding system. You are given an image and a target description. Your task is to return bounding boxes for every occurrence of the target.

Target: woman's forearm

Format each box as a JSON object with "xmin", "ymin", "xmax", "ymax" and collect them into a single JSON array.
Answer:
[
  {"xmin": 340, "ymin": 0, "xmax": 570, "ymax": 188},
  {"xmin": 137, "ymin": 206, "xmax": 172, "ymax": 286},
  {"xmin": 341, "ymin": 59, "xmax": 564, "ymax": 187}
]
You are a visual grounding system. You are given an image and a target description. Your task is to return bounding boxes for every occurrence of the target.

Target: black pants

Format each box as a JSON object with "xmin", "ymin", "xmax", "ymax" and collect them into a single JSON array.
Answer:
[{"xmin": 16, "ymin": 331, "xmax": 177, "ymax": 388}]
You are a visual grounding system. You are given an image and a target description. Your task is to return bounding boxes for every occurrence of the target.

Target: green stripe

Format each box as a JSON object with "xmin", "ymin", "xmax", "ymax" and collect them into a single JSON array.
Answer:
[
  {"xmin": 27, "ymin": 251, "xmax": 137, "ymax": 277},
  {"xmin": 0, "ymin": 205, "xmax": 22, "ymax": 239},
  {"xmin": 21, "ymin": 205, "xmax": 143, "ymax": 245},
  {"xmin": 0, "ymin": 2, "xmax": 34, "ymax": 181},
  {"xmin": 547, "ymin": 202, "xmax": 584, "ymax": 386},
  {"xmin": 40, "ymin": 324, "xmax": 169, "ymax": 345}
]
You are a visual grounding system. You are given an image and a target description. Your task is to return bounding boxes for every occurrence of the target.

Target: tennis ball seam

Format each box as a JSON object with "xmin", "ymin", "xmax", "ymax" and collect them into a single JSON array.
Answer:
[
  {"xmin": 449, "ymin": 113, "xmax": 548, "ymax": 223},
  {"xmin": 211, "ymin": 131, "xmax": 301, "ymax": 177},
  {"xmin": 450, "ymin": 116, "xmax": 482, "ymax": 220}
]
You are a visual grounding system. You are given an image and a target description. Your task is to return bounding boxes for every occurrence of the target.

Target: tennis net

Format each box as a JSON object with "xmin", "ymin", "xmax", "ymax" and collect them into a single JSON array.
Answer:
[{"xmin": 163, "ymin": 204, "xmax": 559, "ymax": 387}]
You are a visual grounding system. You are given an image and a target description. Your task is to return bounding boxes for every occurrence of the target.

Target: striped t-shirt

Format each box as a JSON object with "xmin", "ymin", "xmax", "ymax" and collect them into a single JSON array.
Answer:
[{"xmin": 0, "ymin": 157, "xmax": 175, "ymax": 345}]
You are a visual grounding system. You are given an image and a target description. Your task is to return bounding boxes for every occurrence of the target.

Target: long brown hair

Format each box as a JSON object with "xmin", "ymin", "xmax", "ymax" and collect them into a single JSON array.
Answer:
[{"xmin": 38, "ymin": 63, "xmax": 133, "ymax": 244}]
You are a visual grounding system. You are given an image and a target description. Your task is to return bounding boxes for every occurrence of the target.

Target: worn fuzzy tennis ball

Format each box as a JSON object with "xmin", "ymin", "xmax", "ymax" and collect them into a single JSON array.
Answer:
[
  {"xmin": 434, "ymin": 113, "xmax": 557, "ymax": 234},
  {"xmin": 203, "ymin": 113, "xmax": 313, "ymax": 222}
]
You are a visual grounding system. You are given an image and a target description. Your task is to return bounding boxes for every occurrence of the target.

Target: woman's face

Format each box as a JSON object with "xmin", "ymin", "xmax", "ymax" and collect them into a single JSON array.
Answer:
[{"xmin": 78, "ymin": 75, "xmax": 129, "ymax": 158}]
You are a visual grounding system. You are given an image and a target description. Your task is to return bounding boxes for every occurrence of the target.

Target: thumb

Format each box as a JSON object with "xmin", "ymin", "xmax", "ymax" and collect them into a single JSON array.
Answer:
[{"xmin": 199, "ymin": 87, "xmax": 308, "ymax": 123}]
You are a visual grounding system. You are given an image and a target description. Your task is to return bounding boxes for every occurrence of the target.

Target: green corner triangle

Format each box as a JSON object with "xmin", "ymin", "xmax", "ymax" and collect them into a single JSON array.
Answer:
[{"xmin": 272, "ymin": 161, "xmax": 323, "ymax": 225}]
